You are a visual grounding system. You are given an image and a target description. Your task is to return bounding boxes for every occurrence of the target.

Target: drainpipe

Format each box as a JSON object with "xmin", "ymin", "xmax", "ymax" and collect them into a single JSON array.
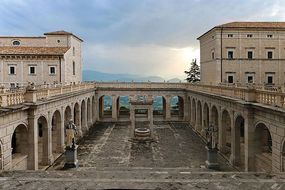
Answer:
[{"xmin": 220, "ymin": 27, "xmax": 223, "ymax": 83}]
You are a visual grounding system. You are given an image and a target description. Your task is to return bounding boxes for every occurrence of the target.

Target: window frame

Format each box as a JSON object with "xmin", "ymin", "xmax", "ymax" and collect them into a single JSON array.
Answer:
[
  {"xmin": 247, "ymin": 34, "xmax": 253, "ymax": 38},
  {"xmin": 267, "ymin": 51, "xmax": 273, "ymax": 59},
  {"xmin": 49, "ymin": 66, "xmax": 56, "ymax": 75},
  {"xmin": 12, "ymin": 40, "xmax": 20, "ymax": 46},
  {"xmin": 227, "ymin": 50, "xmax": 234, "ymax": 59},
  {"xmin": 247, "ymin": 50, "xmax": 253, "ymax": 59},
  {"xmin": 9, "ymin": 65, "xmax": 16, "ymax": 75},
  {"xmin": 29, "ymin": 66, "xmax": 36, "ymax": 75},
  {"xmin": 72, "ymin": 61, "xmax": 76, "ymax": 75}
]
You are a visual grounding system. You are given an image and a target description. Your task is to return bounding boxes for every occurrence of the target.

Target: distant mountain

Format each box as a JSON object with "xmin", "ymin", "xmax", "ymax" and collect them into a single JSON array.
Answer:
[
  {"xmin": 83, "ymin": 70, "xmax": 165, "ymax": 82},
  {"xmin": 167, "ymin": 78, "xmax": 182, "ymax": 82}
]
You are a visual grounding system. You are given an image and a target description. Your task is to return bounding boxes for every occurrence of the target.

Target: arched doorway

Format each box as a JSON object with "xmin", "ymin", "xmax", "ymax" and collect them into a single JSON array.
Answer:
[
  {"xmin": 51, "ymin": 110, "xmax": 63, "ymax": 159},
  {"xmin": 254, "ymin": 122, "xmax": 272, "ymax": 172},
  {"xmin": 37, "ymin": 116, "xmax": 49, "ymax": 168},
  {"xmin": 221, "ymin": 110, "xmax": 231, "ymax": 159},
  {"xmin": 92, "ymin": 96, "xmax": 96, "ymax": 122},
  {"xmin": 153, "ymin": 96, "xmax": 166, "ymax": 119},
  {"xmin": 81, "ymin": 100, "xmax": 87, "ymax": 133},
  {"xmin": 64, "ymin": 106, "xmax": 72, "ymax": 124},
  {"xmin": 203, "ymin": 103, "xmax": 209, "ymax": 138},
  {"xmin": 197, "ymin": 101, "xmax": 202, "ymax": 133},
  {"xmin": 233, "ymin": 115, "xmax": 245, "ymax": 169},
  {"xmin": 87, "ymin": 98, "xmax": 92, "ymax": 126},
  {"xmin": 191, "ymin": 99, "xmax": 196, "ymax": 127},
  {"xmin": 170, "ymin": 96, "xmax": 184, "ymax": 119},
  {"xmin": 11, "ymin": 124, "xmax": 28, "ymax": 170},
  {"xmin": 211, "ymin": 105, "xmax": 219, "ymax": 148},
  {"xmin": 74, "ymin": 102, "xmax": 81, "ymax": 135},
  {"xmin": 117, "ymin": 96, "xmax": 130, "ymax": 119},
  {"xmin": 99, "ymin": 95, "xmax": 112, "ymax": 119}
]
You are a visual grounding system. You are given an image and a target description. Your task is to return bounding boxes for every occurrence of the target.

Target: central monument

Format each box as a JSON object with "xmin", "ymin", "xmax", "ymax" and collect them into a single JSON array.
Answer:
[{"xmin": 129, "ymin": 96, "xmax": 154, "ymax": 141}]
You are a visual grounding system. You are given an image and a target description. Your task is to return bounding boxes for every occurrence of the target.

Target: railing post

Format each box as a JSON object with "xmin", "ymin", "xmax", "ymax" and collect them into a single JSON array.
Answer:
[
  {"xmin": 24, "ymin": 88, "xmax": 37, "ymax": 103},
  {"xmin": 244, "ymin": 88, "xmax": 256, "ymax": 102}
]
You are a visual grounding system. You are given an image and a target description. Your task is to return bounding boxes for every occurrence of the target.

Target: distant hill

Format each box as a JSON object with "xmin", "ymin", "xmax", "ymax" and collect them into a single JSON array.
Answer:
[
  {"xmin": 167, "ymin": 78, "xmax": 183, "ymax": 82},
  {"xmin": 83, "ymin": 70, "xmax": 165, "ymax": 82}
]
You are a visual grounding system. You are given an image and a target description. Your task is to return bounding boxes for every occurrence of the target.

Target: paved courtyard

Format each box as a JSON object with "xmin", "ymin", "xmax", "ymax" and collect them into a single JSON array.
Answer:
[
  {"xmin": 1, "ymin": 123, "xmax": 285, "ymax": 189},
  {"xmin": 51, "ymin": 122, "xmax": 234, "ymax": 171}
]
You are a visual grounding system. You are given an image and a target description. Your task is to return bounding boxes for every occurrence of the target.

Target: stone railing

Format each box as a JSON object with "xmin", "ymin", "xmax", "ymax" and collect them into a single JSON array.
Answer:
[
  {"xmin": 0, "ymin": 83, "xmax": 95, "ymax": 107},
  {"xmin": 95, "ymin": 82, "xmax": 285, "ymax": 108},
  {"xmin": 0, "ymin": 81, "xmax": 284, "ymax": 109}
]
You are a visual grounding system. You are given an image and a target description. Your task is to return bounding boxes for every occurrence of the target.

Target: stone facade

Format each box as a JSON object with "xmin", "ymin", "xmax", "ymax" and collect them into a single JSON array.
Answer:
[
  {"xmin": 198, "ymin": 22, "xmax": 285, "ymax": 86},
  {"xmin": 0, "ymin": 31, "xmax": 83, "ymax": 88}
]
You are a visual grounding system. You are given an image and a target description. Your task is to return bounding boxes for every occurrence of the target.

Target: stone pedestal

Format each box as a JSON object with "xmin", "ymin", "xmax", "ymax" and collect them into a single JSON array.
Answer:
[
  {"xmin": 205, "ymin": 146, "xmax": 219, "ymax": 170},
  {"xmin": 64, "ymin": 145, "xmax": 79, "ymax": 168}
]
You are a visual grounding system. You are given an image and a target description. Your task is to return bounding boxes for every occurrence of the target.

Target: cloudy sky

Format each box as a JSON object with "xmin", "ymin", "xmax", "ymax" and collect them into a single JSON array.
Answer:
[{"xmin": 0, "ymin": 0, "xmax": 285, "ymax": 79}]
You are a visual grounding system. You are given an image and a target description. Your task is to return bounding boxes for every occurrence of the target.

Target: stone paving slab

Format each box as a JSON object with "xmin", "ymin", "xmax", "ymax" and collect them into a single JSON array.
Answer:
[{"xmin": 0, "ymin": 170, "xmax": 285, "ymax": 190}]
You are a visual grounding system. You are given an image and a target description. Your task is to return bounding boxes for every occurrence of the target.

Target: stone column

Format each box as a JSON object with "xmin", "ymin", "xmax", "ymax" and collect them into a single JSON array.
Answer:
[
  {"xmin": 58, "ymin": 108, "xmax": 65, "ymax": 153},
  {"xmin": 244, "ymin": 111, "xmax": 255, "ymax": 171},
  {"xmin": 112, "ymin": 95, "xmax": 118, "ymax": 121},
  {"xmin": 42, "ymin": 113, "xmax": 54, "ymax": 165},
  {"xmin": 27, "ymin": 114, "xmax": 38, "ymax": 170},
  {"xmin": 83, "ymin": 101, "xmax": 88, "ymax": 131},
  {"xmin": 201, "ymin": 102, "xmax": 206, "ymax": 137},
  {"xmin": 77, "ymin": 105, "xmax": 82, "ymax": 137},
  {"xmin": 165, "ymin": 96, "xmax": 171, "ymax": 120},
  {"xmin": 182, "ymin": 97, "xmax": 188, "ymax": 121},
  {"xmin": 218, "ymin": 109, "xmax": 223, "ymax": 152}
]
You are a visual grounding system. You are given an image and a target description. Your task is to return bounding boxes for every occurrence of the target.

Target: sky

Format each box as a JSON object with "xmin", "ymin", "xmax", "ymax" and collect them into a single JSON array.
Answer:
[{"xmin": 0, "ymin": 0, "xmax": 285, "ymax": 80}]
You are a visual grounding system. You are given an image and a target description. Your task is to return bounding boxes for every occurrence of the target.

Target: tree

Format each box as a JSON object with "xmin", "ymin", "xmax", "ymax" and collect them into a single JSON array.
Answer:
[{"xmin": 184, "ymin": 59, "xmax": 200, "ymax": 83}]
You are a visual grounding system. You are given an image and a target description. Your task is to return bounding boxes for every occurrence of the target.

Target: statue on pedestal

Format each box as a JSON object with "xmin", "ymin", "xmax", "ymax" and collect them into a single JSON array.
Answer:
[
  {"xmin": 64, "ymin": 119, "xmax": 79, "ymax": 168},
  {"xmin": 205, "ymin": 123, "xmax": 219, "ymax": 170}
]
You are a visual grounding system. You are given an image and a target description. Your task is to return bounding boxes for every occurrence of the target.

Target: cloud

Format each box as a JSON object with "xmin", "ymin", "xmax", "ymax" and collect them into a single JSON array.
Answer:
[{"xmin": 0, "ymin": 0, "xmax": 285, "ymax": 78}]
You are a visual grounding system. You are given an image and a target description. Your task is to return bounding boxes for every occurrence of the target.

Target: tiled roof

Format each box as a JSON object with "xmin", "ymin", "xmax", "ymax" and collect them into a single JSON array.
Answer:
[
  {"xmin": 198, "ymin": 22, "xmax": 285, "ymax": 39},
  {"xmin": 217, "ymin": 22, "xmax": 285, "ymax": 28},
  {"xmin": 0, "ymin": 46, "xmax": 70, "ymax": 55},
  {"xmin": 44, "ymin": 30, "xmax": 83, "ymax": 42}
]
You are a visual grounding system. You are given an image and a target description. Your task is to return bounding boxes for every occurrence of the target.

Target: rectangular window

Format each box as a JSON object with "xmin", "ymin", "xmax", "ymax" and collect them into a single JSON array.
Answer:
[
  {"xmin": 228, "ymin": 75, "xmax": 234, "ymax": 83},
  {"xmin": 29, "ymin": 66, "xmax": 36, "ymax": 75},
  {"xmin": 247, "ymin": 51, "xmax": 253, "ymax": 59},
  {"xmin": 228, "ymin": 51, "xmax": 234, "ymax": 59},
  {"xmin": 267, "ymin": 76, "xmax": 273, "ymax": 84},
  {"xmin": 9, "ymin": 66, "xmax": 16, "ymax": 75},
  {"xmin": 10, "ymin": 83, "xmax": 16, "ymax": 89},
  {"xmin": 49, "ymin": 66, "xmax": 56, "ymax": 75},
  {"xmin": 247, "ymin": 34, "xmax": 253, "ymax": 38},
  {"xmin": 267, "ymin": 51, "xmax": 273, "ymax": 59},
  {"xmin": 73, "ymin": 61, "xmax": 75, "ymax": 75},
  {"xmin": 212, "ymin": 52, "xmax": 215, "ymax": 59},
  {"xmin": 73, "ymin": 47, "xmax": 75, "ymax": 56},
  {"xmin": 228, "ymin": 34, "xmax": 233, "ymax": 38},
  {"xmin": 247, "ymin": 76, "xmax": 253, "ymax": 83}
]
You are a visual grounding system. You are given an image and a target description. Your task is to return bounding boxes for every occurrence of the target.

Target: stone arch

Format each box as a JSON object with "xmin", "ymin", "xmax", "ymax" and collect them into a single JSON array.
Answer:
[
  {"xmin": 11, "ymin": 124, "xmax": 28, "ymax": 170},
  {"xmin": 254, "ymin": 122, "xmax": 272, "ymax": 172},
  {"xmin": 221, "ymin": 109, "xmax": 232, "ymax": 159},
  {"xmin": 81, "ymin": 99, "xmax": 87, "ymax": 133},
  {"xmin": 281, "ymin": 138, "xmax": 285, "ymax": 172},
  {"xmin": 203, "ymin": 102, "xmax": 210, "ymax": 135},
  {"xmin": 51, "ymin": 110, "xmax": 63, "ymax": 158},
  {"xmin": 188, "ymin": 96, "xmax": 191, "ymax": 122},
  {"xmin": 64, "ymin": 105, "xmax": 72, "ymax": 124},
  {"xmin": 37, "ymin": 115, "xmax": 50, "ymax": 168},
  {"xmin": 191, "ymin": 98, "xmax": 196, "ymax": 127},
  {"xmin": 74, "ymin": 102, "xmax": 81, "ymax": 135},
  {"xmin": 87, "ymin": 97, "xmax": 92, "ymax": 126},
  {"xmin": 117, "ymin": 96, "xmax": 130, "ymax": 119},
  {"xmin": 233, "ymin": 114, "xmax": 245, "ymax": 169},
  {"xmin": 211, "ymin": 105, "xmax": 219, "ymax": 148},
  {"xmin": 92, "ymin": 96, "xmax": 96, "ymax": 122},
  {"xmin": 153, "ymin": 96, "xmax": 166, "ymax": 119},
  {"xmin": 99, "ymin": 95, "xmax": 112, "ymax": 119},
  {"xmin": 0, "ymin": 140, "xmax": 2, "ymax": 170},
  {"xmin": 197, "ymin": 100, "xmax": 202, "ymax": 132},
  {"xmin": 170, "ymin": 96, "xmax": 184, "ymax": 119}
]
